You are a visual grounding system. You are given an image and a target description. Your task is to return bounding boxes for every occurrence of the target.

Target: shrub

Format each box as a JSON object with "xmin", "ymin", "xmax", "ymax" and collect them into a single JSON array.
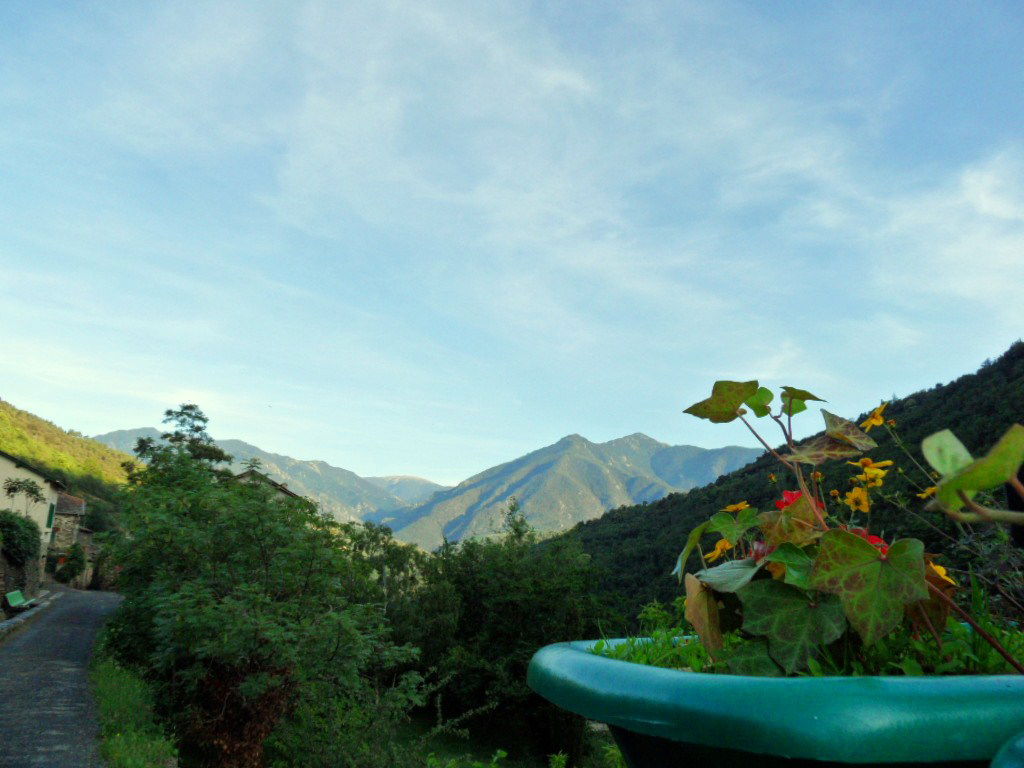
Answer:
[
  {"xmin": 0, "ymin": 509, "xmax": 40, "ymax": 566},
  {"xmin": 54, "ymin": 542, "xmax": 86, "ymax": 583},
  {"xmin": 410, "ymin": 502, "xmax": 607, "ymax": 765}
]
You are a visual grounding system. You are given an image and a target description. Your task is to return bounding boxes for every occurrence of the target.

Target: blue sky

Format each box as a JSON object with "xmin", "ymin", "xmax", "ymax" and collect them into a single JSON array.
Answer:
[{"xmin": 1, "ymin": 1, "xmax": 1022, "ymax": 485}]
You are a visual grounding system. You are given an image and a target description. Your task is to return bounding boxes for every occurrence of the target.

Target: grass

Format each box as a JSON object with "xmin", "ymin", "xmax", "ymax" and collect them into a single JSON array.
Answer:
[{"xmin": 90, "ymin": 657, "xmax": 177, "ymax": 768}]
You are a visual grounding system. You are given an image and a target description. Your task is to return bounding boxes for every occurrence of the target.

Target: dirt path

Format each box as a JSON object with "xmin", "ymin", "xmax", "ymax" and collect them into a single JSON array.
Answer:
[{"xmin": 0, "ymin": 588, "xmax": 121, "ymax": 767}]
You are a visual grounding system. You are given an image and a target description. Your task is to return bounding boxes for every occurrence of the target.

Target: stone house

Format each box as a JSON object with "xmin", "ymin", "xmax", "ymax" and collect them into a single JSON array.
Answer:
[
  {"xmin": 48, "ymin": 492, "xmax": 98, "ymax": 589},
  {"xmin": 50, "ymin": 492, "xmax": 87, "ymax": 551}
]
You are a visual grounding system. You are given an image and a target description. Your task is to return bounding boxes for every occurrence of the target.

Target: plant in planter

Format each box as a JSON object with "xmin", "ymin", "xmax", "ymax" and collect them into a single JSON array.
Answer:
[{"xmin": 528, "ymin": 380, "xmax": 1024, "ymax": 767}]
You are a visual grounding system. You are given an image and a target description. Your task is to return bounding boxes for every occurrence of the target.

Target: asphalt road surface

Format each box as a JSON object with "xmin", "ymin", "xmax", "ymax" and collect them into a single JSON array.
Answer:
[{"xmin": 0, "ymin": 588, "xmax": 121, "ymax": 767}]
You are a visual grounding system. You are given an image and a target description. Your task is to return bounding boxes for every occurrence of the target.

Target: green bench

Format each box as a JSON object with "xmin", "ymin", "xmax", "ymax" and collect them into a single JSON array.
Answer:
[{"xmin": 4, "ymin": 590, "xmax": 42, "ymax": 613}]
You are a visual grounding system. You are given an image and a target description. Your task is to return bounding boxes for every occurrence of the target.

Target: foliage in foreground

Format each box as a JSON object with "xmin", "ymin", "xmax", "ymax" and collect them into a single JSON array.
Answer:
[
  {"xmin": 91, "ymin": 655, "xmax": 177, "ymax": 768},
  {"xmin": 660, "ymin": 378, "xmax": 1024, "ymax": 676},
  {"xmin": 563, "ymin": 342, "xmax": 1024, "ymax": 626}
]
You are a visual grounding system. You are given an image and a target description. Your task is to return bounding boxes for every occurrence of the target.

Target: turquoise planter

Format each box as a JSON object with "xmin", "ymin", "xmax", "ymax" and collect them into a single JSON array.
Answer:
[{"xmin": 528, "ymin": 640, "xmax": 1024, "ymax": 767}]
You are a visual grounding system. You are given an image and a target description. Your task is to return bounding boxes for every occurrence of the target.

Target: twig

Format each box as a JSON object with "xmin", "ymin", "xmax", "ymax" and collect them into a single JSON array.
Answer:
[{"xmin": 737, "ymin": 413, "xmax": 795, "ymax": 470}]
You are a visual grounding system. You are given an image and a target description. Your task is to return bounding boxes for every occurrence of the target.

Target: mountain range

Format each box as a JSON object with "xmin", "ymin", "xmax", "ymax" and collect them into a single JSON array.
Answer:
[{"xmin": 91, "ymin": 428, "xmax": 760, "ymax": 547}]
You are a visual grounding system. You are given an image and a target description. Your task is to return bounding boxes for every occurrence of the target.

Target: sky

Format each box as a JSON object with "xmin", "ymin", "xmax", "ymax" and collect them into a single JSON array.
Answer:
[{"xmin": 1, "ymin": 1, "xmax": 1023, "ymax": 485}]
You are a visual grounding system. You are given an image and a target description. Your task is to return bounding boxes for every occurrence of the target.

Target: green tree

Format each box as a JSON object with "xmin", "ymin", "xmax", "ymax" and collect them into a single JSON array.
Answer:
[
  {"xmin": 411, "ymin": 498, "xmax": 606, "ymax": 765},
  {"xmin": 3, "ymin": 478, "xmax": 44, "ymax": 516},
  {"xmin": 106, "ymin": 405, "xmax": 423, "ymax": 768}
]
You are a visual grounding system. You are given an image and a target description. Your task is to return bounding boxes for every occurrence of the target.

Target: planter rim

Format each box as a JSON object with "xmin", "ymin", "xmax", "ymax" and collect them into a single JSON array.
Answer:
[{"xmin": 528, "ymin": 639, "xmax": 1024, "ymax": 764}]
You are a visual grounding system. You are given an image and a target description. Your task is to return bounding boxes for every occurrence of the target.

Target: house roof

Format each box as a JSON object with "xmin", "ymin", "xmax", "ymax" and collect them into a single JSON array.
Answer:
[
  {"xmin": 0, "ymin": 448, "xmax": 67, "ymax": 491},
  {"xmin": 56, "ymin": 492, "xmax": 86, "ymax": 516},
  {"xmin": 231, "ymin": 469, "xmax": 302, "ymax": 499}
]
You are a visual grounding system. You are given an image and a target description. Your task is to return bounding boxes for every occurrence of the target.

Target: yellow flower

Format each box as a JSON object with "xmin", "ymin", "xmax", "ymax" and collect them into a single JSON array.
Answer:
[
  {"xmin": 721, "ymin": 501, "xmax": 750, "ymax": 513},
  {"xmin": 855, "ymin": 466, "xmax": 888, "ymax": 488},
  {"xmin": 829, "ymin": 489, "xmax": 840, "ymax": 498},
  {"xmin": 844, "ymin": 486, "xmax": 870, "ymax": 514},
  {"xmin": 704, "ymin": 538, "xmax": 733, "ymax": 563},
  {"xmin": 928, "ymin": 562, "xmax": 956, "ymax": 586},
  {"xmin": 916, "ymin": 486, "xmax": 937, "ymax": 499},
  {"xmin": 860, "ymin": 402, "xmax": 889, "ymax": 432},
  {"xmin": 847, "ymin": 458, "xmax": 894, "ymax": 469},
  {"xmin": 767, "ymin": 473, "xmax": 777, "ymax": 483},
  {"xmin": 811, "ymin": 471, "xmax": 824, "ymax": 482},
  {"xmin": 886, "ymin": 419, "xmax": 897, "ymax": 427}
]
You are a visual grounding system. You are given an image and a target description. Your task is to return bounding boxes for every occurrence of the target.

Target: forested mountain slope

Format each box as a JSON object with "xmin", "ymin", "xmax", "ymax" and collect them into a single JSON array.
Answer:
[
  {"xmin": 376, "ymin": 433, "xmax": 761, "ymax": 550},
  {"xmin": 558, "ymin": 342, "xmax": 1024, "ymax": 624}
]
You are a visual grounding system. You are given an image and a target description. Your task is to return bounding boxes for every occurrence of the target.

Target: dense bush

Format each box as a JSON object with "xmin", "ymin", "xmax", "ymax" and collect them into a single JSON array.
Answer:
[
  {"xmin": 105, "ymin": 405, "xmax": 425, "ymax": 768},
  {"xmin": 0, "ymin": 509, "xmax": 41, "ymax": 566},
  {"xmin": 407, "ymin": 502, "xmax": 608, "ymax": 765},
  {"xmin": 54, "ymin": 542, "xmax": 86, "ymax": 583}
]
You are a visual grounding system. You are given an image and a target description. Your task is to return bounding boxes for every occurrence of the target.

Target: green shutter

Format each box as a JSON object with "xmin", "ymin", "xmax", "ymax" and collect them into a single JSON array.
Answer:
[{"xmin": 46, "ymin": 503, "xmax": 55, "ymax": 528}]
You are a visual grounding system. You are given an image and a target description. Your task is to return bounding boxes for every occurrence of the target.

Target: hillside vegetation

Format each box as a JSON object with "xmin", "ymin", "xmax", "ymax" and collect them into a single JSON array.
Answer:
[
  {"xmin": 560, "ymin": 342, "xmax": 1024, "ymax": 624},
  {"xmin": 0, "ymin": 400, "xmax": 131, "ymax": 529}
]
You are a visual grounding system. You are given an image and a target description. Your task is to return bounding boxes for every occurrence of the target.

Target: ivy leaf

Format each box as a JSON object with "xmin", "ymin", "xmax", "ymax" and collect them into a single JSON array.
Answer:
[
  {"xmin": 738, "ymin": 580, "xmax": 846, "ymax": 674},
  {"xmin": 783, "ymin": 434, "xmax": 864, "ymax": 465},
  {"xmin": 726, "ymin": 638, "xmax": 782, "ymax": 676},
  {"xmin": 780, "ymin": 386, "xmax": 824, "ymax": 417},
  {"xmin": 809, "ymin": 529, "xmax": 928, "ymax": 645},
  {"xmin": 684, "ymin": 380, "xmax": 759, "ymax": 424},
  {"xmin": 759, "ymin": 495, "xmax": 821, "ymax": 549},
  {"xmin": 708, "ymin": 507, "xmax": 760, "ymax": 544},
  {"xmin": 921, "ymin": 429, "xmax": 973, "ymax": 477},
  {"xmin": 695, "ymin": 558, "xmax": 762, "ymax": 593},
  {"xmin": 684, "ymin": 573, "xmax": 723, "ymax": 657},
  {"xmin": 764, "ymin": 543, "xmax": 815, "ymax": 590},
  {"xmin": 822, "ymin": 410, "xmax": 878, "ymax": 452},
  {"xmin": 929, "ymin": 424, "xmax": 1024, "ymax": 513},
  {"xmin": 743, "ymin": 387, "xmax": 774, "ymax": 418},
  {"xmin": 780, "ymin": 386, "xmax": 825, "ymax": 403},
  {"xmin": 672, "ymin": 520, "xmax": 710, "ymax": 582}
]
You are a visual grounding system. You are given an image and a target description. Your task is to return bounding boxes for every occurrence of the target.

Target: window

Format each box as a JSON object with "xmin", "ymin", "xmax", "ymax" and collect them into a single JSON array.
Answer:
[{"xmin": 46, "ymin": 503, "xmax": 55, "ymax": 528}]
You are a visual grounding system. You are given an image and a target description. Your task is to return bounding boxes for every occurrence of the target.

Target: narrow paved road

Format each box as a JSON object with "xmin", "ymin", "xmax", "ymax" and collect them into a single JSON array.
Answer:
[{"xmin": 0, "ymin": 588, "xmax": 121, "ymax": 768}]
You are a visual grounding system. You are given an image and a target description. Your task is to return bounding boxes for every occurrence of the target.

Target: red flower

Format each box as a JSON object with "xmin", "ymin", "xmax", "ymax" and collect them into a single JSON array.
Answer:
[
  {"xmin": 848, "ymin": 527, "xmax": 890, "ymax": 556},
  {"xmin": 775, "ymin": 490, "xmax": 803, "ymax": 510}
]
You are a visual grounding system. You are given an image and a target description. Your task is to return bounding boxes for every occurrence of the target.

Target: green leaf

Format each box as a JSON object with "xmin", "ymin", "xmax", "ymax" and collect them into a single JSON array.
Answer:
[
  {"xmin": 738, "ymin": 580, "xmax": 846, "ymax": 674},
  {"xmin": 930, "ymin": 424, "xmax": 1024, "ymax": 513},
  {"xmin": 726, "ymin": 638, "xmax": 782, "ymax": 676},
  {"xmin": 921, "ymin": 429, "xmax": 973, "ymax": 477},
  {"xmin": 764, "ymin": 543, "xmax": 815, "ymax": 590},
  {"xmin": 684, "ymin": 380, "xmax": 759, "ymax": 424},
  {"xmin": 708, "ymin": 507, "xmax": 760, "ymax": 544},
  {"xmin": 780, "ymin": 386, "xmax": 824, "ymax": 417},
  {"xmin": 695, "ymin": 558, "xmax": 762, "ymax": 593},
  {"xmin": 744, "ymin": 387, "xmax": 774, "ymax": 418},
  {"xmin": 809, "ymin": 529, "xmax": 928, "ymax": 645},
  {"xmin": 672, "ymin": 520, "xmax": 710, "ymax": 582},
  {"xmin": 780, "ymin": 386, "xmax": 825, "ymax": 403},
  {"xmin": 684, "ymin": 573, "xmax": 723, "ymax": 656},
  {"xmin": 783, "ymin": 434, "xmax": 863, "ymax": 465},
  {"xmin": 782, "ymin": 398, "xmax": 807, "ymax": 416},
  {"xmin": 822, "ymin": 410, "xmax": 877, "ymax": 452}
]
